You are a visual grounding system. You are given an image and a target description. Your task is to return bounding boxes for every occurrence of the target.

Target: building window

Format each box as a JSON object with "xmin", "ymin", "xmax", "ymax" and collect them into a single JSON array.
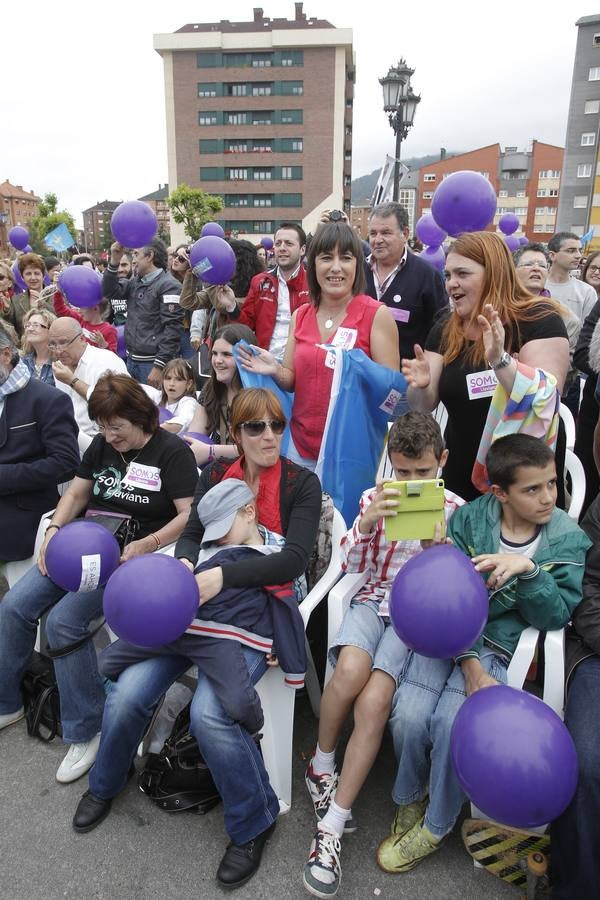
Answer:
[
  {"xmin": 574, "ymin": 196, "xmax": 588, "ymax": 208},
  {"xmin": 228, "ymin": 169, "xmax": 248, "ymax": 180},
  {"xmin": 253, "ymin": 196, "xmax": 272, "ymax": 207},
  {"xmin": 582, "ymin": 133, "xmax": 596, "ymax": 146},
  {"xmin": 229, "ymin": 83, "xmax": 247, "ymax": 97},
  {"xmin": 251, "ymin": 55, "xmax": 272, "ymax": 68},
  {"xmin": 585, "ymin": 99, "xmax": 600, "ymax": 114},
  {"xmin": 281, "ymin": 167, "xmax": 293, "ymax": 179},
  {"xmin": 515, "ymin": 207, "xmax": 528, "ymax": 216},
  {"xmin": 253, "ymin": 168, "xmax": 272, "ymax": 181},
  {"xmin": 226, "ymin": 142, "xmax": 249, "ymax": 153},
  {"xmin": 280, "ymin": 109, "xmax": 303, "ymax": 124},
  {"xmin": 252, "ymin": 112, "xmax": 273, "ymax": 125},
  {"xmin": 281, "ymin": 81, "xmax": 303, "ymax": 95},
  {"xmin": 280, "ymin": 51, "xmax": 303, "ymax": 66},
  {"xmin": 549, "ymin": 189, "xmax": 558, "ymax": 197},
  {"xmin": 538, "ymin": 169, "xmax": 560, "ymax": 178},
  {"xmin": 516, "ymin": 191, "xmax": 526, "ymax": 198},
  {"xmin": 422, "ymin": 191, "xmax": 433, "ymax": 200},
  {"xmin": 423, "ymin": 173, "xmax": 436, "ymax": 182},
  {"xmin": 578, "ymin": 163, "xmax": 593, "ymax": 178},
  {"xmin": 594, "ymin": 34, "xmax": 600, "ymax": 47},
  {"xmin": 499, "ymin": 190, "xmax": 508, "ymax": 198},
  {"xmin": 225, "ymin": 112, "xmax": 248, "ymax": 125},
  {"xmin": 251, "ymin": 83, "xmax": 273, "ymax": 96},
  {"xmin": 198, "ymin": 112, "xmax": 217, "ymax": 125},
  {"xmin": 291, "ymin": 140, "xmax": 303, "ymax": 152},
  {"xmin": 197, "ymin": 83, "xmax": 217, "ymax": 97},
  {"xmin": 590, "ymin": 67, "xmax": 600, "ymax": 80},
  {"xmin": 251, "ymin": 141, "xmax": 273, "ymax": 152}
]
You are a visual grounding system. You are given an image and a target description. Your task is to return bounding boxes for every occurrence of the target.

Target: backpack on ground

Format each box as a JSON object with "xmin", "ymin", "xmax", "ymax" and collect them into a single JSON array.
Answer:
[{"xmin": 138, "ymin": 703, "xmax": 221, "ymax": 814}]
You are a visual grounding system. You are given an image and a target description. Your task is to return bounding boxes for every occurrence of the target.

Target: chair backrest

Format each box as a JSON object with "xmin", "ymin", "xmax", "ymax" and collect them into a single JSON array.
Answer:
[
  {"xmin": 559, "ymin": 403, "xmax": 575, "ymax": 452},
  {"xmin": 565, "ymin": 448, "xmax": 585, "ymax": 521},
  {"xmin": 375, "ymin": 405, "xmax": 449, "ymax": 483},
  {"xmin": 306, "ymin": 493, "xmax": 335, "ymax": 590}
]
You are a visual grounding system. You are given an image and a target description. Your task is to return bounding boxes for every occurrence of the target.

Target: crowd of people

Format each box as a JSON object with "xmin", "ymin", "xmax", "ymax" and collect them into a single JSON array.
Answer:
[{"xmin": 1, "ymin": 207, "xmax": 600, "ymax": 898}]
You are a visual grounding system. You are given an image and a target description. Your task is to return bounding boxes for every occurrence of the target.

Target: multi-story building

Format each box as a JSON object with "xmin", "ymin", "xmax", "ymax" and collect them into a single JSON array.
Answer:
[
  {"xmin": 82, "ymin": 200, "xmax": 121, "ymax": 254},
  {"xmin": 417, "ymin": 142, "xmax": 563, "ymax": 240},
  {"xmin": 558, "ymin": 15, "xmax": 600, "ymax": 250},
  {"xmin": 138, "ymin": 184, "xmax": 170, "ymax": 242},
  {"xmin": 0, "ymin": 180, "xmax": 41, "ymax": 256},
  {"xmin": 153, "ymin": 3, "xmax": 353, "ymax": 243}
]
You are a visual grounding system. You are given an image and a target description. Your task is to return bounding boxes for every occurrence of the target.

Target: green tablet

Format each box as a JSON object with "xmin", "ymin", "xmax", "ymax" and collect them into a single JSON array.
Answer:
[{"xmin": 383, "ymin": 478, "xmax": 445, "ymax": 542}]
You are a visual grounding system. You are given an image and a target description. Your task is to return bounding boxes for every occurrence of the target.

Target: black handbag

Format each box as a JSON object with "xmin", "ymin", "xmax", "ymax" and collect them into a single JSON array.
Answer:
[
  {"xmin": 83, "ymin": 509, "xmax": 139, "ymax": 550},
  {"xmin": 138, "ymin": 704, "xmax": 221, "ymax": 814},
  {"xmin": 22, "ymin": 651, "xmax": 62, "ymax": 742}
]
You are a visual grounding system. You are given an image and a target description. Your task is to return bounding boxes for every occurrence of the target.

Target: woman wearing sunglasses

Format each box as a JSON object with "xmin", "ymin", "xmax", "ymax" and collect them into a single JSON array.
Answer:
[
  {"xmin": 20, "ymin": 308, "xmax": 56, "ymax": 385},
  {"xmin": 71, "ymin": 386, "xmax": 321, "ymax": 890},
  {"xmin": 238, "ymin": 222, "xmax": 399, "ymax": 471}
]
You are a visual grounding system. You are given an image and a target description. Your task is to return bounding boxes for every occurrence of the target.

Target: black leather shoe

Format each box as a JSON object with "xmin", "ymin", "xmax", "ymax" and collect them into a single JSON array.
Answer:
[
  {"xmin": 216, "ymin": 822, "xmax": 276, "ymax": 889},
  {"xmin": 72, "ymin": 791, "xmax": 112, "ymax": 834}
]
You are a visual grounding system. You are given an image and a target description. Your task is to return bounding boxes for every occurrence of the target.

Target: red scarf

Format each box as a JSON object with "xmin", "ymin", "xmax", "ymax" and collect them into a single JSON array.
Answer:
[{"xmin": 223, "ymin": 456, "xmax": 283, "ymax": 534}]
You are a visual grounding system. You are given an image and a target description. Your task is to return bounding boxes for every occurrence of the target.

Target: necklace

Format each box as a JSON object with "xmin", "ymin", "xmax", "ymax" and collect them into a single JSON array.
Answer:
[
  {"xmin": 118, "ymin": 447, "xmax": 144, "ymax": 468},
  {"xmin": 320, "ymin": 305, "xmax": 349, "ymax": 331}
]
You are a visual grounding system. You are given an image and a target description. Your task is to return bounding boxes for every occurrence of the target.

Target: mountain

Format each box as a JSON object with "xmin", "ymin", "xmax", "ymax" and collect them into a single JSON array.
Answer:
[{"xmin": 351, "ymin": 153, "xmax": 461, "ymax": 204}]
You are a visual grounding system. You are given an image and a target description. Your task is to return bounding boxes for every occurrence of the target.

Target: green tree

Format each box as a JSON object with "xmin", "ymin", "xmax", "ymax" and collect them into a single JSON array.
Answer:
[
  {"xmin": 29, "ymin": 192, "xmax": 77, "ymax": 254},
  {"xmin": 167, "ymin": 184, "xmax": 224, "ymax": 241}
]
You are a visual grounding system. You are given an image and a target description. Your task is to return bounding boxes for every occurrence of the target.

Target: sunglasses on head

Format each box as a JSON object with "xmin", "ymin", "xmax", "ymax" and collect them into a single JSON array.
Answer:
[
  {"xmin": 176, "ymin": 254, "xmax": 189, "ymax": 264},
  {"xmin": 240, "ymin": 419, "xmax": 286, "ymax": 437}
]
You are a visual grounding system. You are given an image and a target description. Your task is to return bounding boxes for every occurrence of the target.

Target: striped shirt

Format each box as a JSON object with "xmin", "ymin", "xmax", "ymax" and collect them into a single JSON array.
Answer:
[{"xmin": 341, "ymin": 485, "xmax": 464, "ymax": 616}]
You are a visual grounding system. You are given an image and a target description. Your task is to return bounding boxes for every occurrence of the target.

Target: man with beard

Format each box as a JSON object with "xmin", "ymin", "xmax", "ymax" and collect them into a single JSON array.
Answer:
[{"xmin": 0, "ymin": 325, "xmax": 79, "ymax": 564}]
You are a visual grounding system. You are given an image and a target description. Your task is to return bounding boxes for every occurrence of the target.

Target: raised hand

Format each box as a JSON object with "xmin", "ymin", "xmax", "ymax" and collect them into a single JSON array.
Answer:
[
  {"xmin": 477, "ymin": 303, "xmax": 506, "ymax": 366},
  {"xmin": 401, "ymin": 344, "xmax": 431, "ymax": 389}
]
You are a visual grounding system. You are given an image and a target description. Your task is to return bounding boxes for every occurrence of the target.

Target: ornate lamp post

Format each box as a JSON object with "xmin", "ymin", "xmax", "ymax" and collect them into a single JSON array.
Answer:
[{"xmin": 379, "ymin": 60, "xmax": 421, "ymax": 202}]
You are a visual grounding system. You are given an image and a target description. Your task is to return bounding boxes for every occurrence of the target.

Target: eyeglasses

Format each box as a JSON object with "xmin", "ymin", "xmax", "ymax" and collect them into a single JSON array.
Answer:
[
  {"xmin": 175, "ymin": 255, "xmax": 189, "ymax": 264},
  {"xmin": 48, "ymin": 334, "xmax": 81, "ymax": 351},
  {"xmin": 517, "ymin": 261, "xmax": 548, "ymax": 270},
  {"xmin": 26, "ymin": 321, "xmax": 49, "ymax": 330},
  {"xmin": 240, "ymin": 419, "xmax": 286, "ymax": 437},
  {"xmin": 98, "ymin": 422, "xmax": 127, "ymax": 435},
  {"xmin": 587, "ymin": 265, "xmax": 600, "ymax": 274}
]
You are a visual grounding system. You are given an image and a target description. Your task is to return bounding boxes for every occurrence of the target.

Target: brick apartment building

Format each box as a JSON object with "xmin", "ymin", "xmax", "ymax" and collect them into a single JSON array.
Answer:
[
  {"xmin": 153, "ymin": 3, "xmax": 354, "ymax": 243},
  {"xmin": 82, "ymin": 200, "xmax": 121, "ymax": 254},
  {"xmin": 0, "ymin": 180, "xmax": 41, "ymax": 256},
  {"xmin": 138, "ymin": 184, "xmax": 171, "ymax": 241},
  {"xmin": 416, "ymin": 142, "xmax": 564, "ymax": 240}
]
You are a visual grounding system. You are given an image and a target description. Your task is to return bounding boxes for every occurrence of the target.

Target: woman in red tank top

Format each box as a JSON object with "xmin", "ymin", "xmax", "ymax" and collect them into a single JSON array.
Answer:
[{"xmin": 238, "ymin": 223, "xmax": 399, "ymax": 468}]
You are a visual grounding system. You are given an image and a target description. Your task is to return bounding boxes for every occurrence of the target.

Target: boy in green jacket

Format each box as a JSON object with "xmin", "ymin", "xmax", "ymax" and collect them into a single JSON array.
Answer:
[{"xmin": 377, "ymin": 433, "xmax": 590, "ymax": 875}]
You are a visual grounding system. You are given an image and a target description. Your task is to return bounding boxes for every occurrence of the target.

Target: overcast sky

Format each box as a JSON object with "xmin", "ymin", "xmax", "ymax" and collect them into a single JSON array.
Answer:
[{"xmin": 3, "ymin": 1, "xmax": 589, "ymax": 226}]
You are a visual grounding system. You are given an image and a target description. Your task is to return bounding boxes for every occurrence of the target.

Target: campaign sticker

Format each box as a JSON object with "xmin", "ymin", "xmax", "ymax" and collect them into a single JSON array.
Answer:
[
  {"xmin": 79, "ymin": 554, "xmax": 102, "ymax": 592},
  {"xmin": 379, "ymin": 389, "xmax": 405, "ymax": 416},
  {"xmin": 192, "ymin": 258, "xmax": 213, "ymax": 278},
  {"xmin": 163, "ymin": 293, "xmax": 180, "ymax": 305},
  {"xmin": 331, "ymin": 327, "xmax": 358, "ymax": 350},
  {"xmin": 392, "ymin": 294, "xmax": 402, "ymax": 304},
  {"xmin": 466, "ymin": 369, "xmax": 498, "ymax": 400},
  {"xmin": 124, "ymin": 463, "xmax": 162, "ymax": 492},
  {"xmin": 390, "ymin": 308, "xmax": 410, "ymax": 323}
]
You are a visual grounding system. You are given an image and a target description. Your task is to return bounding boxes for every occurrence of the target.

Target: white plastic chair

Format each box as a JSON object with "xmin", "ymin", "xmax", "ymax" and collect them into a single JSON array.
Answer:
[
  {"xmin": 565, "ymin": 448, "xmax": 585, "ymax": 521},
  {"xmin": 255, "ymin": 507, "xmax": 347, "ymax": 812},
  {"xmin": 559, "ymin": 402, "xmax": 576, "ymax": 452}
]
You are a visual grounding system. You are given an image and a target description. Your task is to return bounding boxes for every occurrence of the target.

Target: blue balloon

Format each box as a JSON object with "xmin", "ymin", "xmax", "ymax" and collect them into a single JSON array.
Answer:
[
  {"xmin": 45, "ymin": 521, "xmax": 121, "ymax": 593},
  {"xmin": 431, "ymin": 171, "xmax": 497, "ymax": 237}
]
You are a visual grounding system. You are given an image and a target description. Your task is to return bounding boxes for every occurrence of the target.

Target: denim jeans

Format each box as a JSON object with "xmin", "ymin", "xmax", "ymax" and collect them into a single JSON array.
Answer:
[
  {"xmin": 90, "ymin": 646, "xmax": 279, "ymax": 845},
  {"xmin": 388, "ymin": 648, "xmax": 508, "ymax": 838},
  {"xmin": 126, "ymin": 357, "xmax": 154, "ymax": 384},
  {"xmin": 0, "ymin": 565, "xmax": 106, "ymax": 743},
  {"xmin": 551, "ymin": 655, "xmax": 600, "ymax": 899}
]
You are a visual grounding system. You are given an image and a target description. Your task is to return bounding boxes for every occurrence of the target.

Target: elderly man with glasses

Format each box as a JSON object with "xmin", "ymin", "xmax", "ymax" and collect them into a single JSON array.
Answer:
[{"xmin": 48, "ymin": 317, "xmax": 128, "ymax": 453}]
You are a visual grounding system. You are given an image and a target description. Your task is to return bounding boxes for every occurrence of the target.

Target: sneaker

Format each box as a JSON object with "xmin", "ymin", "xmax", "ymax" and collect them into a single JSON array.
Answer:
[
  {"xmin": 303, "ymin": 827, "xmax": 341, "ymax": 898},
  {"xmin": 391, "ymin": 797, "xmax": 428, "ymax": 839},
  {"xmin": 0, "ymin": 708, "xmax": 25, "ymax": 731},
  {"xmin": 305, "ymin": 762, "xmax": 357, "ymax": 834},
  {"xmin": 377, "ymin": 821, "xmax": 442, "ymax": 873},
  {"xmin": 56, "ymin": 733, "xmax": 101, "ymax": 784}
]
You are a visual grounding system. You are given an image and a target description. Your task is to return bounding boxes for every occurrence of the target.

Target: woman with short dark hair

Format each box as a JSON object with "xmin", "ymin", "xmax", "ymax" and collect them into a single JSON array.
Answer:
[{"xmin": 0, "ymin": 373, "xmax": 198, "ymax": 784}]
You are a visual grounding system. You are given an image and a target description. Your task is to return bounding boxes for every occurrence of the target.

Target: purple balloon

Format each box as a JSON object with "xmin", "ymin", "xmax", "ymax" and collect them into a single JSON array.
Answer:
[
  {"xmin": 504, "ymin": 234, "xmax": 521, "ymax": 253},
  {"xmin": 420, "ymin": 245, "xmax": 446, "ymax": 272},
  {"xmin": 389, "ymin": 544, "xmax": 488, "ymax": 658},
  {"xmin": 189, "ymin": 235, "xmax": 236, "ymax": 285},
  {"xmin": 201, "ymin": 222, "xmax": 225, "ymax": 238},
  {"xmin": 111, "ymin": 200, "xmax": 158, "ymax": 248},
  {"xmin": 261, "ymin": 236, "xmax": 274, "ymax": 250},
  {"xmin": 451, "ymin": 684, "xmax": 578, "ymax": 829},
  {"xmin": 103, "ymin": 554, "xmax": 199, "ymax": 646},
  {"xmin": 431, "ymin": 171, "xmax": 497, "ymax": 237},
  {"xmin": 58, "ymin": 266, "xmax": 102, "ymax": 308},
  {"xmin": 23, "ymin": 244, "xmax": 32, "ymax": 253},
  {"xmin": 498, "ymin": 212, "xmax": 520, "ymax": 236},
  {"xmin": 11, "ymin": 261, "xmax": 27, "ymax": 293},
  {"xmin": 43, "ymin": 273, "xmax": 51, "ymax": 286},
  {"xmin": 45, "ymin": 521, "xmax": 121, "ymax": 593},
  {"xmin": 519, "ymin": 235, "xmax": 529, "ymax": 246},
  {"xmin": 415, "ymin": 214, "xmax": 447, "ymax": 248},
  {"xmin": 158, "ymin": 405, "xmax": 173, "ymax": 423},
  {"xmin": 8, "ymin": 226, "xmax": 29, "ymax": 251},
  {"xmin": 116, "ymin": 324, "xmax": 126, "ymax": 359}
]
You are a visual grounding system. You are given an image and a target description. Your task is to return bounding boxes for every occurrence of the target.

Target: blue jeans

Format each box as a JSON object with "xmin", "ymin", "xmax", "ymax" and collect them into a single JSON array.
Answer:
[
  {"xmin": 126, "ymin": 357, "xmax": 154, "ymax": 384},
  {"xmin": 551, "ymin": 655, "xmax": 600, "ymax": 899},
  {"xmin": 179, "ymin": 329, "xmax": 194, "ymax": 359},
  {"xmin": 388, "ymin": 648, "xmax": 508, "ymax": 838},
  {"xmin": 89, "ymin": 646, "xmax": 279, "ymax": 845},
  {"xmin": 0, "ymin": 565, "xmax": 106, "ymax": 742}
]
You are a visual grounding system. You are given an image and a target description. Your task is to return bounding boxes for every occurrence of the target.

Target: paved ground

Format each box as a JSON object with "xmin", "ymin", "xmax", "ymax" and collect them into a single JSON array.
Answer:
[{"xmin": 0, "ymin": 690, "xmax": 518, "ymax": 900}]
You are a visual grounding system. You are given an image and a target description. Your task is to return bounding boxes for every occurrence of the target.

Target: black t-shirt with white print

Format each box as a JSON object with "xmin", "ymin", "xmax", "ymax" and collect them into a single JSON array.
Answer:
[{"xmin": 77, "ymin": 428, "xmax": 199, "ymax": 538}]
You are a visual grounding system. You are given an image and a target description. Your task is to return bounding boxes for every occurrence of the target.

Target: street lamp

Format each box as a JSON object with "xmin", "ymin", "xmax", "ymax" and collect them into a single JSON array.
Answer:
[{"xmin": 379, "ymin": 59, "xmax": 421, "ymax": 202}]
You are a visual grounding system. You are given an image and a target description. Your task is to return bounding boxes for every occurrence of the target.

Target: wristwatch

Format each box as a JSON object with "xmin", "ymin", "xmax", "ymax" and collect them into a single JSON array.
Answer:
[
  {"xmin": 489, "ymin": 351, "xmax": 512, "ymax": 371},
  {"xmin": 70, "ymin": 376, "xmax": 80, "ymax": 388}
]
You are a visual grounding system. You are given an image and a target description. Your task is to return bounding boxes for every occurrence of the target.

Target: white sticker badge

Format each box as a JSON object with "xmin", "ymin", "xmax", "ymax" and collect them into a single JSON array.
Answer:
[
  {"xmin": 466, "ymin": 369, "xmax": 498, "ymax": 400},
  {"xmin": 123, "ymin": 463, "xmax": 162, "ymax": 492},
  {"xmin": 79, "ymin": 554, "xmax": 102, "ymax": 592},
  {"xmin": 331, "ymin": 327, "xmax": 358, "ymax": 350},
  {"xmin": 163, "ymin": 293, "xmax": 181, "ymax": 305}
]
